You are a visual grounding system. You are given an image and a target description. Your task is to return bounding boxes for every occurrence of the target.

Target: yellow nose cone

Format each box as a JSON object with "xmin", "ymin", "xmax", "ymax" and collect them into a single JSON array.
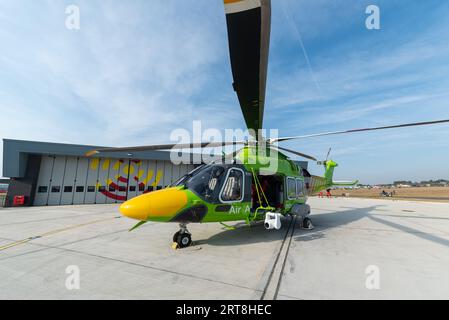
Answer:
[{"xmin": 119, "ymin": 188, "xmax": 188, "ymax": 221}]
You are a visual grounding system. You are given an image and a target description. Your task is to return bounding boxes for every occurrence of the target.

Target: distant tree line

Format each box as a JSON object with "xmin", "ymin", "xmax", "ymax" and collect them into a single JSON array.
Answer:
[
  {"xmin": 393, "ymin": 179, "xmax": 448, "ymax": 186},
  {"xmin": 355, "ymin": 179, "xmax": 449, "ymax": 188}
]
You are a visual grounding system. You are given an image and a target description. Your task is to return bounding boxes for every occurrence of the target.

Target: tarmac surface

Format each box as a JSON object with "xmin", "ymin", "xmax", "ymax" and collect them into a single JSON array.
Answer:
[{"xmin": 1, "ymin": 197, "xmax": 449, "ymax": 300}]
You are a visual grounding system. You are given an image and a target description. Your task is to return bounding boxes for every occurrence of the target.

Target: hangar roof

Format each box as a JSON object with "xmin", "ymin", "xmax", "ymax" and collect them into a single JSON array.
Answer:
[
  {"xmin": 2, "ymin": 139, "xmax": 178, "ymax": 178},
  {"xmin": 2, "ymin": 139, "xmax": 309, "ymax": 179}
]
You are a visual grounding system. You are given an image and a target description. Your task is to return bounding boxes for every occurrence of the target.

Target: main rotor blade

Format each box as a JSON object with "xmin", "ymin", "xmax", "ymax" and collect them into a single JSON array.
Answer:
[
  {"xmin": 85, "ymin": 141, "xmax": 245, "ymax": 157},
  {"xmin": 270, "ymin": 119, "xmax": 449, "ymax": 143},
  {"xmin": 224, "ymin": 0, "xmax": 271, "ymax": 132},
  {"xmin": 272, "ymin": 146, "xmax": 317, "ymax": 161},
  {"xmin": 224, "ymin": 147, "xmax": 244, "ymax": 161}
]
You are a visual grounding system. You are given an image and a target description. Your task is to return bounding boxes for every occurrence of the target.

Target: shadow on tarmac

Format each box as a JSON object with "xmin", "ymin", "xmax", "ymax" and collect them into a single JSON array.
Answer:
[
  {"xmin": 197, "ymin": 205, "xmax": 449, "ymax": 248},
  {"xmin": 196, "ymin": 206, "xmax": 379, "ymax": 247}
]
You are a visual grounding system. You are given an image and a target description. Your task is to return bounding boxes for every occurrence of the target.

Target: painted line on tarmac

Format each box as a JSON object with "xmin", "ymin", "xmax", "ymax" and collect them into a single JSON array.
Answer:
[
  {"xmin": 260, "ymin": 215, "xmax": 297, "ymax": 300},
  {"xmin": 273, "ymin": 216, "xmax": 297, "ymax": 300},
  {"xmin": 0, "ymin": 216, "xmax": 121, "ymax": 252},
  {"xmin": 0, "ymin": 211, "xmax": 118, "ymax": 227},
  {"xmin": 0, "ymin": 236, "xmax": 259, "ymax": 294},
  {"xmin": 0, "ymin": 238, "xmax": 35, "ymax": 251}
]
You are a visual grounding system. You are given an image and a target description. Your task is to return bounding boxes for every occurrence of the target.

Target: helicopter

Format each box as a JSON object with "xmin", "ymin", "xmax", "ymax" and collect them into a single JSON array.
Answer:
[{"xmin": 86, "ymin": 0, "xmax": 449, "ymax": 248}]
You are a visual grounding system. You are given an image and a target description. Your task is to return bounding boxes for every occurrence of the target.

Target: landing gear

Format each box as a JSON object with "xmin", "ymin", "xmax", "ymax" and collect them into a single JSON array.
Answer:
[
  {"xmin": 302, "ymin": 217, "xmax": 314, "ymax": 230},
  {"xmin": 173, "ymin": 223, "xmax": 192, "ymax": 249}
]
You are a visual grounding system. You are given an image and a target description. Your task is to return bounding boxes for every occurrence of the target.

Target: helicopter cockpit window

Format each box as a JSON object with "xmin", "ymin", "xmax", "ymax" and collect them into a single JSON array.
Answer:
[
  {"xmin": 172, "ymin": 165, "xmax": 205, "ymax": 187},
  {"xmin": 220, "ymin": 168, "xmax": 244, "ymax": 203},
  {"xmin": 187, "ymin": 165, "xmax": 227, "ymax": 201}
]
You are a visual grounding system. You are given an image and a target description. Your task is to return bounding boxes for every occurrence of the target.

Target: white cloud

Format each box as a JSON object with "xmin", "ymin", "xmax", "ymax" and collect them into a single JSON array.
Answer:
[
  {"xmin": 1, "ymin": 1, "xmax": 449, "ymax": 184},
  {"xmin": 0, "ymin": 1, "xmax": 239, "ymax": 177}
]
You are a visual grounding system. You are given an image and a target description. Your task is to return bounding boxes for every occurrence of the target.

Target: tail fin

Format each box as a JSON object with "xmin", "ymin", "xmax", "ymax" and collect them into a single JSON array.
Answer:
[
  {"xmin": 323, "ymin": 160, "xmax": 337, "ymax": 185},
  {"xmin": 323, "ymin": 160, "xmax": 358, "ymax": 187}
]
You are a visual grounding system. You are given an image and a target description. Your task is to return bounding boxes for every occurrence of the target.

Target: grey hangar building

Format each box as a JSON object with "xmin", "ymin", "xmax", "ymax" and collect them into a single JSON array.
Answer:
[
  {"xmin": 2, "ymin": 139, "xmax": 196, "ymax": 207},
  {"xmin": 2, "ymin": 139, "xmax": 308, "ymax": 207}
]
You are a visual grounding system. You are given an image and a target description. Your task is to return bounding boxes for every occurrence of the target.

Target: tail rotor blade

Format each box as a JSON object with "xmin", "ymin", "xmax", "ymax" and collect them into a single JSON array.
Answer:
[{"xmin": 325, "ymin": 147, "xmax": 332, "ymax": 162}]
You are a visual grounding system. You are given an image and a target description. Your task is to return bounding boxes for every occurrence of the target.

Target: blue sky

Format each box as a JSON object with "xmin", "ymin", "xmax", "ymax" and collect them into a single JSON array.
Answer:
[{"xmin": 0, "ymin": 0, "xmax": 449, "ymax": 184}]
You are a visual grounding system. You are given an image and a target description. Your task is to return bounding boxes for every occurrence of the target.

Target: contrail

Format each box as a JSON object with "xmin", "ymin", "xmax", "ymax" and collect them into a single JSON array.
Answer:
[{"xmin": 280, "ymin": 0, "xmax": 323, "ymax": 97}]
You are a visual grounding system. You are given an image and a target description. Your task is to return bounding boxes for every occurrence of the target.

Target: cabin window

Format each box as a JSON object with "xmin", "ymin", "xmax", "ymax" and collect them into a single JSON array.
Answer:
[
  {"xmin": 296, "ymin": 179, "xmax": 305, "ymax": 197},
  {"xmin": 220, "ymin": 168, "xmax": 244, "ymax": 203},
  {"xmin": 287, "ymin": 178, "xmax": 296, "ymax": 200}
]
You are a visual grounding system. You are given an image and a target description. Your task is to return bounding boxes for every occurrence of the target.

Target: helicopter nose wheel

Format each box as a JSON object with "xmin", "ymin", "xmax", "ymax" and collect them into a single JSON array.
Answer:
[{"xmin": 173, "ymin": 223, "xmax": 192, "ymax": 249}]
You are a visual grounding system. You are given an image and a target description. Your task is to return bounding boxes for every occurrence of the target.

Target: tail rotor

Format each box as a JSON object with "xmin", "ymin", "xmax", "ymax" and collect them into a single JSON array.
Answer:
[{"xmin": 317, "ymin": 147, "xmax": 332, "ymax": 166}]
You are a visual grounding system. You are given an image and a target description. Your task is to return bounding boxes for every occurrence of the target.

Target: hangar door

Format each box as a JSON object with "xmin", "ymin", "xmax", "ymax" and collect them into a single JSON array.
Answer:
[{"xmin": 33, "ymin": 156, "xmax": 194, "ymax": 206}]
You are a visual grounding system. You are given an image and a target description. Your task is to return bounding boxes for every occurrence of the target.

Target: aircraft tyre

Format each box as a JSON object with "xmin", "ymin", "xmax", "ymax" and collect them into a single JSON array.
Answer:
[
  {"xmin": 173, "ymin": 231, "xmax": 192, "ymax": 248},
  {"xmin": 303, "ymin": 217, "xmax": 314, "ymax": 230}
]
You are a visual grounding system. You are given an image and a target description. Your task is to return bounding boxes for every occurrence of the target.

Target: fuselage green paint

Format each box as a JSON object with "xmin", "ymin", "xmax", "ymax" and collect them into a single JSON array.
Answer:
[{"xmin": 144, "ymin": 146, "xmax": 345, "ymax": 224}]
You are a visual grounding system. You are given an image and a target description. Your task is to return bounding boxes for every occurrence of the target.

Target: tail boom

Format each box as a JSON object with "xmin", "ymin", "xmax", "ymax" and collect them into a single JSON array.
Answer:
[{"xmin": 305, "ymin": 160, "xmax": 358, "ymax": 195}]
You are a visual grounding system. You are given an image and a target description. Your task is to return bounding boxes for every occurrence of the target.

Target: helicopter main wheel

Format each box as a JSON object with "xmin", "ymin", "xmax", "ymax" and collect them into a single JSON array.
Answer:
[{"xmin": 302, "ymin": 217, "xmax": 314, "ymax": 230}]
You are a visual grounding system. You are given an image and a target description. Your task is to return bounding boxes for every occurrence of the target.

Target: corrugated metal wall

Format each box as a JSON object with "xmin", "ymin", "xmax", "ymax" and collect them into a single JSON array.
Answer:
[{"xmin": 33, "ymin": 155, "xmax": 194, "ymax": 206}]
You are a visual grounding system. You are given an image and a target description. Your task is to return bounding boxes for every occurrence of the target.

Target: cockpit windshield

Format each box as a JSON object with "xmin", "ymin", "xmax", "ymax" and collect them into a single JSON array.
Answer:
[
  {"xmin": 174, "ymin": 164, "xmax": 246, "ymax": 204},
  {"xmin": 172, "ymin": 164, "xmax": 205, "ymax": 187},
  {"xmin": 186, "ymin": 165, "xmax": 227, "ymax": 202}
]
